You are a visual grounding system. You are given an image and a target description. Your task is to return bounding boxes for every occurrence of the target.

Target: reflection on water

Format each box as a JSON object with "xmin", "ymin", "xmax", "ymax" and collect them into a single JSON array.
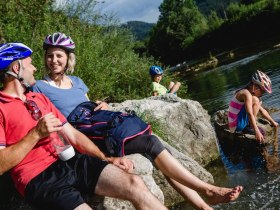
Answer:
[
  {"xmin": 173, "ymin": 48, "xmax": 280, "ymax": 209},
  {"xmin": 185, "ymin": 48, "xmax": 280, "ymax": 115}
]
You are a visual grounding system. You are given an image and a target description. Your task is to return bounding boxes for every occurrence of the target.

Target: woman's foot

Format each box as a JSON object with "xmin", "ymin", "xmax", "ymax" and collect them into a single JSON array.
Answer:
[{"xmin": 206, "ymin": 186, "xmax": 243, "ymax": 205}]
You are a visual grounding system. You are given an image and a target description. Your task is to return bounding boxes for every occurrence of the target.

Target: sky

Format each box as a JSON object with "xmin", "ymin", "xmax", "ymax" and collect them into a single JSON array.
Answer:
[{"xmin": 95, "ymin": 0, "xmax": 164, "ymax": 23}]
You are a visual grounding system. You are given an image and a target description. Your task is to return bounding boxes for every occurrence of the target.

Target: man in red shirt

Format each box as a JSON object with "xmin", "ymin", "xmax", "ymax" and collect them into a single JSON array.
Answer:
[{"xmin": 0, "ymin": 43, "xmax": 167, "ymax": 210}]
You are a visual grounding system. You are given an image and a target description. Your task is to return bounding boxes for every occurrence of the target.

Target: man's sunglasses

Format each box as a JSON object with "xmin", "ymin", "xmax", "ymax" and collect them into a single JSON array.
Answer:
[{"xmin": 25, "ymin": 100, "xmax": 42, "ymax": 121}]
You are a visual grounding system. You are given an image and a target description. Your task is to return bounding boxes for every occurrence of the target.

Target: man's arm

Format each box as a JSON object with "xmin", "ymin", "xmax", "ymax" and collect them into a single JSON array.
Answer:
[
  {"xmin": 0, "ymin": 113, "xmax": 62, "ymax": 175},
  {"xmin": 0, "ymin": 129, "xmax": 40, "ymax": 175},
  {"xmin": 61, "ymin": 123, "xmax": 134, "ymax": 171},
  {"xmin": 61, "ymin": 123, "xmax": 107, "ymax": 160}
]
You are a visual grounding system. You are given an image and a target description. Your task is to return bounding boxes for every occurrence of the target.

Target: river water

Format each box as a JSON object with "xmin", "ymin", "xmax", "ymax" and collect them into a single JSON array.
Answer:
[{"xmin": 172, "ymin": 48, "xmax": 280, "ymax": 209}]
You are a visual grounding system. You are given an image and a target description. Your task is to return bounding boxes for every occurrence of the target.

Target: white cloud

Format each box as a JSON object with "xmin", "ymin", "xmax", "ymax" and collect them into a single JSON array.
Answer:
[{"xmin": 96, "ymin": 0, "xmax": 163, "ymax": 23}]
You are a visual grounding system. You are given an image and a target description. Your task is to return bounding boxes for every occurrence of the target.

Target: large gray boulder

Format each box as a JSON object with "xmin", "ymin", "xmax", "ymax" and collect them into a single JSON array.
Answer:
[
  {"xmin": 212, "ymin": 109, "xmax": 279, "ymax": 172},
  {"xmin": 110, "ymin": 94, "xmax": 219, "ymax": 166},
  {"xmin": 107, "ymin": 94, "xmax": 218, "ymax": 206}
]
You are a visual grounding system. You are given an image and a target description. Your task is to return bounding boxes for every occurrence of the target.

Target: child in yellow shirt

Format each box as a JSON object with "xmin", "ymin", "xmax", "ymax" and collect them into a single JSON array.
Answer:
[{"xmin": 150, "ymin": 66, "xmax": 181, "ymax": 96}]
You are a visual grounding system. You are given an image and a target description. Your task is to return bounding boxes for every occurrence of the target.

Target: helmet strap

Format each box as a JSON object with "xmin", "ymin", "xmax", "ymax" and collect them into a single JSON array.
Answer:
[
  {"xmin": 6, "ymin": 60, "xmax": 31, "ymax": 89},
  {"xmin": 251, "ymin": 84, "xmax": 256, "ymax": 95},
  {"xmin": 18, "ymin": 60, "xmax": 31, "ymax": 89},
  {"xmin": 5, "ymin": 70, "xmax": 18, "ymax": 78}
]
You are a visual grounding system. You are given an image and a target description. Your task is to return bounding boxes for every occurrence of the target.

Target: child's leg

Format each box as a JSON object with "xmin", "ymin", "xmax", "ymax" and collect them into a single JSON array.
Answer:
[
  {"xmin": 168, "ymin": 81, "xmax": 175, "ymax": 90},
  {"xmin": 252, "ymin": 96, "xmax": 261, "ymax": 117},
  {"xmin": 169, "ymin": 82, "xmax": 181, "ymax": 94}
]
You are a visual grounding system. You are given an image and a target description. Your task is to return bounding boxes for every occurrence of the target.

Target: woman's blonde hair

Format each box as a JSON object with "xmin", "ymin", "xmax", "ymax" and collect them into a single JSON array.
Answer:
[{"xmin": 44, "ymin": 51, "xmax": 76, "ymax": 75}]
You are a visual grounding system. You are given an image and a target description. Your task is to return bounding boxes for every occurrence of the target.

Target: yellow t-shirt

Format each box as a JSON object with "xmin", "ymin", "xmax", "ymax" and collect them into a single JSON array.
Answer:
[{"xmin": 152, "ymin": 82, "xmax": 168, "ymax": 95}]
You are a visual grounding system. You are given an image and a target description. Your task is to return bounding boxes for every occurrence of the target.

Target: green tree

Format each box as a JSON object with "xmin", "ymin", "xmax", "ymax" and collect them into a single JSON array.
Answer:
[
  {"xmin": 0, "ymin": 0, "xmax": 56, "ymax": 69},
  {"xmin": 148, "ymin": 0, "xmax": 208, "ymax": 65},
  {"xmin": 207, "ymin": 11, "xmax": 224, "ymax": 31}
]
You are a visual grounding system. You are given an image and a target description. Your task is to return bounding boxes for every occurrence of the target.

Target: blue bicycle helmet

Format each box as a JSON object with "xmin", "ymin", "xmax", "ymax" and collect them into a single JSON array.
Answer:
[
  {"xmin": 0, "ymin": 43, "xmax": 33, "ymax": 71},
  {"xmin": 149, "ymin": 66, "xmax": 164, "ymax": 76}
]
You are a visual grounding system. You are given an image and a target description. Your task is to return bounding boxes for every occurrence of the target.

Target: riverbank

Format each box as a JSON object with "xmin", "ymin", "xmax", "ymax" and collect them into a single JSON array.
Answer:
[{"xmin": 169, "ymin": 39, "xmax": 280, "ymax": 76}]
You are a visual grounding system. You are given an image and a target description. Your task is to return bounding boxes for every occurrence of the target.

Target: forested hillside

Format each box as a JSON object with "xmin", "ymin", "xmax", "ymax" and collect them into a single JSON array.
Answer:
[
  {"xmin": 195, "ymin": 0, "xmax": 240, "ymax": 16},
  {"xmin": 122, "ymin": 21, "xmax": 155, "ymax": 41},
  {"xmin": 124, "ymin": 0, "xmax": 241, "ymax": 42},
  {"xmin": 146, "ymin": 0, "xmax": 280, "ymax": 65}
]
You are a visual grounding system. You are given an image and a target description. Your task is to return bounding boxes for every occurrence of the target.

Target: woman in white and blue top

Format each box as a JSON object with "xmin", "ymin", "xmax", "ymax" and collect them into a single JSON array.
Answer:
[{"xmin": 31, "ymin": 32, "xmax": 108, "ymax": 118}]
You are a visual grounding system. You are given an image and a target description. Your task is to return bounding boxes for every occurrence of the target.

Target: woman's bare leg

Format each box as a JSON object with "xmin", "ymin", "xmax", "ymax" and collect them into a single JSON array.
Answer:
[
  {"xmin": 94, "ymin": 164, "xmax": 167, "ymax": 210},
  {"xmin": 74, "ymin": 203, "xmax": 93, "ymax": 210},
  {"xmin": 154, "ymin": 150, "xmax": 243, "ymax": 205}
]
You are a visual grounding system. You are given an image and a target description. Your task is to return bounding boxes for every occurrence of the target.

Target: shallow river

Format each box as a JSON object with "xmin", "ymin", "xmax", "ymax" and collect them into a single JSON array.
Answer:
[{"xmin": 172, "ymin": 48, "xmax": 280, "ymax": 209}]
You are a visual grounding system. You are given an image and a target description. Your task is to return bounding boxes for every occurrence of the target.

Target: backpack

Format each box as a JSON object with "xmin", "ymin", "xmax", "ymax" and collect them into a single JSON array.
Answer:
[{"xmin": 67, "ymin": 101, "xmax": 151, "ymax": 157}]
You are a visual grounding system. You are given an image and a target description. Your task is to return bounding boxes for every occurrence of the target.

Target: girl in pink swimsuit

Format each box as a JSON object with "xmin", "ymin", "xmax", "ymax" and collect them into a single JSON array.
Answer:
[{"xmin": 228, "ymin": 70, "xmax": 278, "ymax": 143}]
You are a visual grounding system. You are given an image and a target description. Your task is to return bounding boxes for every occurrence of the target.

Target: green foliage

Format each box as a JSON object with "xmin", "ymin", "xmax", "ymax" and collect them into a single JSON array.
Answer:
[
  {"xmin": 227, "ymin": 0, "xmax": 280, "ymax": 22},
  {"xmin": 146, "ymin": 0, "xmax": 280, "ymax": 65},
  {"xmin": 73, "ymin": 26, "xmax": 155, "ymax": 102},
  {"xmin": 0, "ymin": 0, "xmax": 185, "ymax": 103},
  {"xmin": 0, "ymin": 0, "xmax": 55, "ymax": 70},
  {"xmin": 207, "ymin": 11, "xmax": 224, "ymax": 31},
  {"xmin": 159, "ymin": 0, "xmax": 208, "ymax": 45},
  {"xmin": 148, "ymin": 0, "xmax": 208, "ymax": 65},
  {"xmin": 136, "ymin": 110, "xmax": 169, "ymax": 142},
  {"xmin": 195, "ymin": 0, "xmax": 240, "ymax": 17}
]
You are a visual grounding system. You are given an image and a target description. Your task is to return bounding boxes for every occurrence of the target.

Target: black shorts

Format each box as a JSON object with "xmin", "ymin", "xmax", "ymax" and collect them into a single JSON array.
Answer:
[
  {"xmin": 124, "ymin": 134, "xmax": 165, "ymax": 160},
  {"xmin": 25, "ymin": 153, "xmax": 108, "ymax": 210}
]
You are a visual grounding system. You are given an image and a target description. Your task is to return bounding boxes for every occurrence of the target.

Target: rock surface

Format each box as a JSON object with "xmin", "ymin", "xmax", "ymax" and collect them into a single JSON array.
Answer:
[
  {"xmin": 212, "ymin": 108, "xmax": 276, "ymax": 148},
  {"xmin": 212, "ymin": 109, "xmax": 280, "ymax": 172},
  {"xmin": 110, "ymin": 94, "xmax": 219, "ymax": 166}
]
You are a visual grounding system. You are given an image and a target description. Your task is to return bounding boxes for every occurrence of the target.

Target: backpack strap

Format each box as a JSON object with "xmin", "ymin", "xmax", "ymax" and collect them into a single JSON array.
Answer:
[
  {"xmin": 67, "ymin": 101, "xmax": 98, "ymax": 126},
  {"xmin": 105, "ymin": 136, "xmax": 116, "ymax": 156}
]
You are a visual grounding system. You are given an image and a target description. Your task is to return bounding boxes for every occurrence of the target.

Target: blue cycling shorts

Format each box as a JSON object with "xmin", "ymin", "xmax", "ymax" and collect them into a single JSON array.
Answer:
[{"xmin": 236, "ymin": 106, "xmax": 249, "ymax": 132}]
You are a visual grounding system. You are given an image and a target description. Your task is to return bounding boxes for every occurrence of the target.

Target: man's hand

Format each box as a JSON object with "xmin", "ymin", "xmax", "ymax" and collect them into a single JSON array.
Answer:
[
  {"xmin": 94, "ymin": 101, "xmax": 109, "ymax": 111},
  {"xmin": 106, "ymin": 156, "xmax": 134, "ymax": 173},
  {"xmin": 34, "ymin": 113, "xmax": 62, "ymax": 139}
]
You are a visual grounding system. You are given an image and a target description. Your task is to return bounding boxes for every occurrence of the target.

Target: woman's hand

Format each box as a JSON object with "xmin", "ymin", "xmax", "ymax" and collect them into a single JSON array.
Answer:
[{"xmin": 94, "ymin": 101, "xmax": 109, "ymax": 111}]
